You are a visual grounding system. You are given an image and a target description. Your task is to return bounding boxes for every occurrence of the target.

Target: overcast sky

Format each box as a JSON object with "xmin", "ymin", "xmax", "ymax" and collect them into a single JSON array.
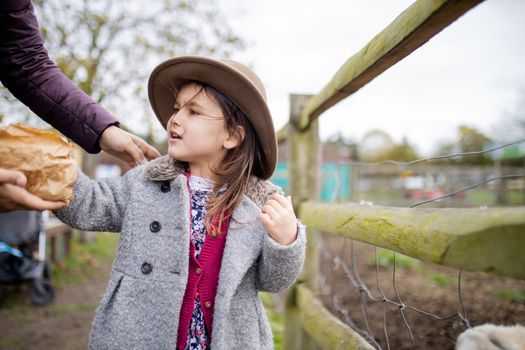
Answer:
[{"xmin": 220, "ymin": 0, "xmax": 525, "ymax": 155}]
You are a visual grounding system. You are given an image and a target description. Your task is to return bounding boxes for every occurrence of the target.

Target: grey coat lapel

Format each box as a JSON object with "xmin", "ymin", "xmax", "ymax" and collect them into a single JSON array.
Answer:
[{"xmin": 215, "ymin": 196, "xmax": 263, "ymax": 299}]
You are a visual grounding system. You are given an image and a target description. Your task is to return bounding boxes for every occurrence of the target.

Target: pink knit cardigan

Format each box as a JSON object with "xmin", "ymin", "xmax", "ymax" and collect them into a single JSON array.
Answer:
[{"xmin": 176, "ymin": 172, "xmax": 231, "ymax": 349}]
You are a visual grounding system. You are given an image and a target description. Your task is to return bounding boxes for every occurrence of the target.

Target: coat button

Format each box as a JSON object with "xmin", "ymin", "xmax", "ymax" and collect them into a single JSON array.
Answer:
[
  {"xmin": 160, "ymin": 181, "xmax": 170, "ymax": 193},
  {"xmin": 195, "ymin": 267, "xmax": 202, "ymax": 275},
  {"xmin": 150, "ymin": 221, "xmax": 161, "ymax": 232},
  {"xmin": 204, "ymin": 301, "xmax": 212, "ymax": 309},
  {"xmin": 141, "ymin": 262, "xmax": 153, "ymax": 274}
]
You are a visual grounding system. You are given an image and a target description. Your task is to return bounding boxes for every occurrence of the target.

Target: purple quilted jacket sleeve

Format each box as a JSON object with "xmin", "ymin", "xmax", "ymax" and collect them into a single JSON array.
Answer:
[{"xmin": 0, "ymin": 0, "xmax": 119, "ymax": 153}]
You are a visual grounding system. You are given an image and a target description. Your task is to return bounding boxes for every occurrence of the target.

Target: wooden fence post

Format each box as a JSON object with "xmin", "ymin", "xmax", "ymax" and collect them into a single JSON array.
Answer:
[{"xmin": 284, "ymin": 94, "xmax": 321, "ymax": 350}]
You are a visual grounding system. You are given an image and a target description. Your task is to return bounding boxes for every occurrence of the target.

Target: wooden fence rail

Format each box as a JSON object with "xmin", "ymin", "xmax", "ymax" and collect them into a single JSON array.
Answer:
[
  {"xmin": 296, "ymin": 284, "xmax": 375, "ymax": 350},
  {"xmin": 300, "ymin": 202, "xmax": 525, "ymax": 280},
  {"xmin": 281, "ymin": 0, "xmax": 525, "ymax": 349}
]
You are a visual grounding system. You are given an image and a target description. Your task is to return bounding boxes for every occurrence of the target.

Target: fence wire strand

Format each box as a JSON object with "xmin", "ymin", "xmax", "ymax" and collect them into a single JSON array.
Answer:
[
  {"xmin": 315, "ymin": 138, "xmax": 525, "ymax": 349},
  {"xmin": 344, "ymin": 138, "xmax": 525, "ymax": 167},
  {"xmin": 409, "ymin": 173, "xmax": 525, "ymax": 207}
]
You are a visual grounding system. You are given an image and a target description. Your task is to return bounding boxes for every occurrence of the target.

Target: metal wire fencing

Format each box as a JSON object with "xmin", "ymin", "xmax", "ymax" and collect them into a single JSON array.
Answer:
[{"xmin": 315, "ymin": 138, "xmax": 525, "ymax": 350}]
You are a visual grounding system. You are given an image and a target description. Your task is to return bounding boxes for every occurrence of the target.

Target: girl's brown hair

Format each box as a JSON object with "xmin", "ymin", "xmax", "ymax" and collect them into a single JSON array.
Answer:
[{"xmin": 182, "ymin": 81, "xmax": 265, "ymax": 236}]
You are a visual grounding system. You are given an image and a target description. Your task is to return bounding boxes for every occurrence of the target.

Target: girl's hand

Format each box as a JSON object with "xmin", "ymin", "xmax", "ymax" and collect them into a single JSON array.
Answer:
[{"xmin": 258, "ymin": 193, "xmax": 298, "ymax": 246}]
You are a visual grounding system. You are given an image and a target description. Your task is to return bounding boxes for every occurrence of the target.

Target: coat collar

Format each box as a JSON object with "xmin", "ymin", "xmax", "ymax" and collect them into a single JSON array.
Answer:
[{"xmin": 144, "ymin": 154, "xmax": 283, "ymax": 209}]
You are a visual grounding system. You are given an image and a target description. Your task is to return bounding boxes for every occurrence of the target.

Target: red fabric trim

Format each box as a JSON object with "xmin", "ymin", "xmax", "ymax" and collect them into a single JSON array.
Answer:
[{"xmin": 176, "ymin": 172, "xmax": 230, "ymax": 349}]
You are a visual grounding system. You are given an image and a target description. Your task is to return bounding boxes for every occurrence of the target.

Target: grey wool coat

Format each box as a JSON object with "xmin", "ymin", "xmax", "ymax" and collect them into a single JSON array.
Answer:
[{"xmin": 54, "ymin": 155, "xmax": 307, "ymax": 350}]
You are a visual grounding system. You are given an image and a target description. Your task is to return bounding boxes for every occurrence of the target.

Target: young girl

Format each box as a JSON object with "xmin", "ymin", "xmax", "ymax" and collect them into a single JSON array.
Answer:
[{"xmin": 54, "ymin": 56, "xmax": 307, "ymax": 350}]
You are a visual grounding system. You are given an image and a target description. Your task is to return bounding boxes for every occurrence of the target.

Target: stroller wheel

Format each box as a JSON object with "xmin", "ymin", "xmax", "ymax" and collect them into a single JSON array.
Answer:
[
  {"xmin": 29, "ymin": 262, "xmax": 54, "ymax": 305},
  {"xmin": 29, "ymin": 278, "xmax": 54, "ymax": 305}
]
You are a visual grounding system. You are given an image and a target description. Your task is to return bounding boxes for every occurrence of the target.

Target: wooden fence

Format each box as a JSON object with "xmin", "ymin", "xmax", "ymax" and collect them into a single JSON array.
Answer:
[{"xmin": 280, "ymin": 0, "xmax": 525, "ymax": 349}]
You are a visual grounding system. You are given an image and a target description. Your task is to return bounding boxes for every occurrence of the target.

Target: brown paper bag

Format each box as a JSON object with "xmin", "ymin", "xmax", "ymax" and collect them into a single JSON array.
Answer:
[{"xmin": 0, "ymin": 124, "xmax": 77, "ymax": 201}]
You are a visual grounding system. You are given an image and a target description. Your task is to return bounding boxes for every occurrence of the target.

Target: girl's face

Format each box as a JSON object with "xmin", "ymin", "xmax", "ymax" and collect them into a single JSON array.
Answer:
[{"xmin": 166, "ymin": 82, "xmax": 239, "ymax": 180}]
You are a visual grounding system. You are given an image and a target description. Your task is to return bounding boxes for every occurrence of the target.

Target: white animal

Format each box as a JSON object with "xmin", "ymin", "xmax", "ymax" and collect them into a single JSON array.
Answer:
[{"xmin": 456, "ymin": 324, "xmax": 525, "ymax": 350}]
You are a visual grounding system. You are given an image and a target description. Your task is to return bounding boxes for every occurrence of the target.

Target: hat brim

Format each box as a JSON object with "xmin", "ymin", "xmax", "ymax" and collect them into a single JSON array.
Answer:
[{"xmin": 148, "ymin": 56, "xmax": 277, "ymax": 180}]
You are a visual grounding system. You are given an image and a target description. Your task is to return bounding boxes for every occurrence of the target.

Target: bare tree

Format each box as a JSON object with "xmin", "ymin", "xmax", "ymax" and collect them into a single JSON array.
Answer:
[{"xmin": 1, "ymin": 0, "xmax": 244, "ymax": 142}]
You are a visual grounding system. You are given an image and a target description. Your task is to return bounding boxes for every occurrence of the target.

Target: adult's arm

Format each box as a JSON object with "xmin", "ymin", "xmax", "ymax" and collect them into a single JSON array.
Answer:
[{"xmin": 0, "ymin": 0, "xmax": 118, "ymax": 154}]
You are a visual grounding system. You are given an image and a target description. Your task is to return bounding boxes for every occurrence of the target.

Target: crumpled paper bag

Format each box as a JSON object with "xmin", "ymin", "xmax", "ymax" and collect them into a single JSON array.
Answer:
[{"xmin": 0, "ymin": 124, "xmax": 77, "ymax": 201}]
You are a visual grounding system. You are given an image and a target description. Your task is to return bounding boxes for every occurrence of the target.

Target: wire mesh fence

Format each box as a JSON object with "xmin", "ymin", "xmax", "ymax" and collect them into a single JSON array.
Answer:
[{"xmin": 313, "ymin": 139, "xmax": 525, "ymax": 349}]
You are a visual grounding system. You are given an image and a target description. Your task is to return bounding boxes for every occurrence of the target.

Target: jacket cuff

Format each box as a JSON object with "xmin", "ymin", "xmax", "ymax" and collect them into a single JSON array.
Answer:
[
  {"xmin": 90, "ymin": 119, "xmax": 121, "ymax": 154},
  {"xmin": 264, "ymin": 219, "xmax": 306, "ymax": 251}
]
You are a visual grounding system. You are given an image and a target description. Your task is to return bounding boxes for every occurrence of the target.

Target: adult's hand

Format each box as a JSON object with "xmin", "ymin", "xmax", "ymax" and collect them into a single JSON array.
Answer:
[
  {"xmin": 99, "ymin": 126, "xmax": 161, "ymax": 167},
  {"xmin": 0, "ymin": 168, "xmax": 69, "ymax": 212}
]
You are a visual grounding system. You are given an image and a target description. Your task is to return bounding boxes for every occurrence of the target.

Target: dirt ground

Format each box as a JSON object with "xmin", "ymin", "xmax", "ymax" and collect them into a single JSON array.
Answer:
[
  {"xmin": 318, "ymin": 232, "xmax": 525, "ymax": 350},
  {"xmin": 0, "ymin": 260, "xmax": 112, "ymax": 350}
]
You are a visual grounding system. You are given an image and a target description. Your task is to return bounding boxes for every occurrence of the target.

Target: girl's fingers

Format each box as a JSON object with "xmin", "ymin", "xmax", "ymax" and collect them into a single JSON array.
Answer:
[
  {"xmin": 260, "ymin": 193, "xmax": 295, "ymax": 227},
  {"xmin": 272, "ymin": 193, "xmax": 292, "ymax": 208},
  {"xmin": 258, "ymin": 212, "xmax": 272, "ymax": 225},
  {"xmin": 268, "ymin": 193, "xmax": 294, "ymax": 213},
  {"xmin": 262, "ymin": 205, "xmax": 279, "ymax": 220},
  {"xmin": 266, "ymin": 199, "xmax": 283, "ymax": 213}
]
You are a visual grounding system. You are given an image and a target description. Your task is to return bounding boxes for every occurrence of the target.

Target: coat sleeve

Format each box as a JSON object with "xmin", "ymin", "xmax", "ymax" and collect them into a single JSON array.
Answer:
[
  {"xmin": 0, "ymin": 0, "xmax": 119, "ymax": 154},
  {"xmin": 255, "ymin": 218, "xmax": 307, "ymax": 293},
  {"xmin": 53, "ymin": 165, "xmax": 144, "ymax": 233}
]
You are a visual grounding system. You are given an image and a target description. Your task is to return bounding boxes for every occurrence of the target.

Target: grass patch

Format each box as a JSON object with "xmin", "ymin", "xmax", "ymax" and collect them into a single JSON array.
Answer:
[
  {"xmin": 466, "ymin": 189, "xmax": 525, "ymax": 206},
  {"xmin": 429, "ymin": 273, "xmax": 455, "ymax": 287},
  {"xmin": 465, "ymin": 189, "xmax": 494, "ymax": 206},
  {"xmin": 375, "ymin": 248, "xmax": 420, "ymax": 269},
  {"xmin": 259, "ymin": 291, "xmax": 275, "ymax": 308},
  {"xmin": 268, "ymin": 308, "xmax": 284, "ymax": 349},
  {"xmin": 492, "ymin": 288, "xmax": 525, "ymax": 302},
  {"xmin": 0, "ymin": 338, "xmax": 23, "ymax": 347},
  {"xmin": 52, "ymin": 232, "xmax": 119, "ymax": 288},
  {"xmin": 508, "ymin": 190, "xmax": 525, "ymax": 204},
  {"xmin": 260, "ymin": 291, "xmax": 284, "ymax": 350}
]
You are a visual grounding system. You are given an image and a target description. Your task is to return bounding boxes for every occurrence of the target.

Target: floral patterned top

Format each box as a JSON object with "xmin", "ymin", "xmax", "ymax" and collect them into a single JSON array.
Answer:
[{"xmin": 184, "ymin": 174, "xmax": 226, "ymax": 350}]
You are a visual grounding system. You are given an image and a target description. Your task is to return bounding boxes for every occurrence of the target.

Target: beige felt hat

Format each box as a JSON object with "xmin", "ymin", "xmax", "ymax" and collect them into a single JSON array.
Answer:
[{"xmin": 147, "ymin": 55, "xmax": 277, "ymax": 180}]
